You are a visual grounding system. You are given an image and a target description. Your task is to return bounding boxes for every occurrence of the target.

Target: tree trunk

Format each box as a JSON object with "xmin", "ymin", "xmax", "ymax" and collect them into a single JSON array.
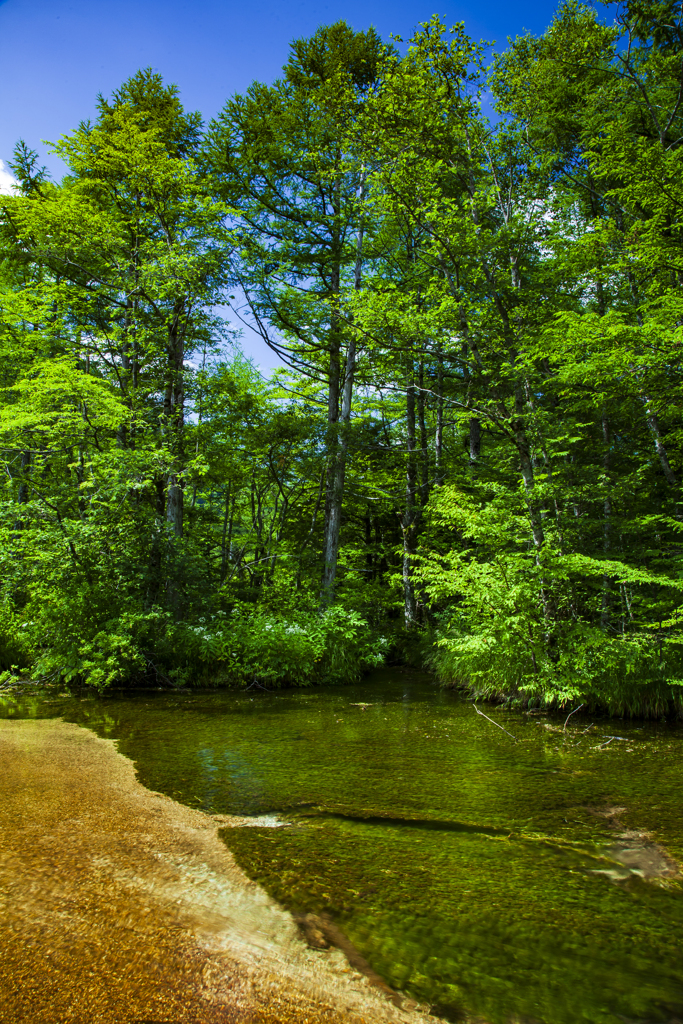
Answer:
[
  {"xmin": 418, "ymin": 359, "xmax": 429, "ymax": 500},
  {"xmin": 435, "ymin": 350, "xmax": 444, "ymax": 483},
  {"xmin": 321, "ymin": 333, "xmax": 354, "ymax": 606},
  {"xmin": 164, "ymin": 312, "xmax": 185, "ymax": 539},
  {"xmin": 641, "ymin": 395, "xmax": 679, "ymax": 491},
  {"xmin": 513, "ymin": 386, "xmax": 545, "ymax": 551},
  {"xmin": 163, "ymin": 312, "xmax": 185, "ymax": 615},
  {"xmin": 401, "ymin": 368, "xmax": 419, "ymax": 628},
  {"xmin": 469, "ymin": 418, "xmax": 481, "ymax": 462},
  {"xmin": 601, "ymin": 409, "xmax": 612, "ymax": 630},
  {"xmin": 364, "ymin": 515, "xmax": 374, "ymax": 579},
  {"xmin": 146, "ymin": 476, "xmax": 166, "ymax": 607},
  {"xmin": 17, "ymin": 450, "xmax": 30, "ymax": 506},
  {"xmin": 297, "ymin": 467, "xmax": 325, "ymax": 587},
  {"xmin": 321, "ymin": 337, "xmax": 342, "ymax": 606},
  {"xmin": 14, "ymin": 450, "xmax": 31, "ymax": 532},
  {"xmin": 320, "ymin": 182, "xmax": 365, "ymax": 607},
  {"xmin": 220, "ymin": 487, "xmax": 233, "ymax": 585}
]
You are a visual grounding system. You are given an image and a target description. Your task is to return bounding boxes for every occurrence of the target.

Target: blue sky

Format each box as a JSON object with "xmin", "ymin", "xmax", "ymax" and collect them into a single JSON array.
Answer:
[
  {"xmin": 0, "ymin": 0, "xmax": 594, "ymax": 365},
  {"xmin": 0, "ymin": 0, "xmax": 575, "ymax": 177}
]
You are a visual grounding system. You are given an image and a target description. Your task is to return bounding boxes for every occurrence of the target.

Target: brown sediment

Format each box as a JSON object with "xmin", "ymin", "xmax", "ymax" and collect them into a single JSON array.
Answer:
[{"xmin": 0, "ymin": 718, "xmax": 444, "ymax": 1024}]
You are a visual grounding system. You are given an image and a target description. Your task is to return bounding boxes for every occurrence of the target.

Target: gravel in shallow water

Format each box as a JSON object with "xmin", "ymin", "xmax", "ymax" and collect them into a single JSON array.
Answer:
[{"xmin": 0, "ymin": 718, "xmax": 444, "ymax": 1024}]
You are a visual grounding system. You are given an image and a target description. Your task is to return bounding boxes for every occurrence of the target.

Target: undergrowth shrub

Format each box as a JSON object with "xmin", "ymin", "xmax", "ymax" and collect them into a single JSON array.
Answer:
[
  {"xmin": 18, "ymin": 590, "xmax": 387, "ymax": 692},
  {"xmin": 32, "ymin": 603, "xmax": 168, "ymax": 690},
  {"xmin": 419, "ymin": 486, "xmax": 683, "ymax": 717},
  {"xmin": 0, "ymin": 604, "xmax": 33, "ymax": 673},
  {"xmin": 428, "ymin": 619, "xmax": 683, "ymax": 717},
  {"xmin": 169, "ymin": 604, "xmax": 388, "ymax": 688}
]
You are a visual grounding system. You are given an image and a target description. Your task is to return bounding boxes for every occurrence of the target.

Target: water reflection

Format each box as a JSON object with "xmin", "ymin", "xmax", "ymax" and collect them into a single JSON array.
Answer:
[{"xmin": 2, "ymin": 672, "xmax": 682, "ymax": 1023}]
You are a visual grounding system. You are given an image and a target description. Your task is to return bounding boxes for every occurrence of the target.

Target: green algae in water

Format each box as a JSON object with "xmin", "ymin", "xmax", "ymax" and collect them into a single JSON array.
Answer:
[
  {"xmin": 224, "ymin": 819, "xmax": 683, "ymax": 1022},
  {"xmin": 3, "ymin": 672, "xmax": 683, "ymax": 1023}
]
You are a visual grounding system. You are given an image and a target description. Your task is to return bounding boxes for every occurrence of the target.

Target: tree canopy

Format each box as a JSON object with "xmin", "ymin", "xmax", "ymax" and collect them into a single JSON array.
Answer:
[{"xmin": 2, "ymin": 4, "xmax": 683, "ymax": 714}]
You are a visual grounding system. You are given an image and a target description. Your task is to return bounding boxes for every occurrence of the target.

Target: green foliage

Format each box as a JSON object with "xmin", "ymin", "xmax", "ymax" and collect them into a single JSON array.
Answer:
[
  {"xmin": 420, "ymin": 486, "xmax": 683, "ymax": 714},
  {"xmin": 33, "ymin": 607, "xmax": 164, "ymax": 691},
  {"xmin": 5, "ymin": 7, "xmax": 683, "ymax": 711},
  {"xmin": 0, "ymin": 585, "xmax": 386, "ymax": 692},
  {"xmin": 171, "ymin": 605, "xmax": 388, "ymax": 688},
  {"xmin": 0, "ymin": 604, "xmax": 33, "ymax": 673}
]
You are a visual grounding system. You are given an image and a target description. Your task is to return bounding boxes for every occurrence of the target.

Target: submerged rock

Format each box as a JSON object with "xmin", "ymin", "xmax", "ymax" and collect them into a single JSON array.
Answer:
[{"xmin": 586, "ymin": 806, "xmax": 681, "ymax": 881}]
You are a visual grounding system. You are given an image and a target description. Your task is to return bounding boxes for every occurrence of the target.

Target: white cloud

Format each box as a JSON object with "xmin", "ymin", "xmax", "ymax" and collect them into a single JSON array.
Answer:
[{"xmin": 0, "ymin": 160, "xmax": 17, "ymax": 195}]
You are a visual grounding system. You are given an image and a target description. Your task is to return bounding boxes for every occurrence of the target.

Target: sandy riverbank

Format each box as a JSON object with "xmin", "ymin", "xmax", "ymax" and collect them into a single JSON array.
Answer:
[{"xmin": 0, "ymin": 718, "xmax": 445, "ymax": 1024}]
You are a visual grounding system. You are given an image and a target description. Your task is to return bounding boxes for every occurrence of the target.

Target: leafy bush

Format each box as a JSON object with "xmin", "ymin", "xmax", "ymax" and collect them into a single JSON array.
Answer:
[
  {"xmin": 419, "ymin": 486, "xmax": 683, "ymax": 716},
  {"xmin": 31, "ymin": 600, "xmax": 169, "ymax": 689},
  {"xmin": 12, "ymin": 579, "xmax": 387, "ymax": 691},
  {"xmin": 0, "ymin": 604, "xmax": 33, "ymax": 673},
  {"xmin": 170, "ymin": 604, "xmax": 388, "ymax": 688}
]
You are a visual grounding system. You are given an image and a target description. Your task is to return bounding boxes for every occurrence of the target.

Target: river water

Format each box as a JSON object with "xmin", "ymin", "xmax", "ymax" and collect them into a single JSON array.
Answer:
[{"xmin": 2, "ymin": 669, "xmax": 683, "ymax": 1024}]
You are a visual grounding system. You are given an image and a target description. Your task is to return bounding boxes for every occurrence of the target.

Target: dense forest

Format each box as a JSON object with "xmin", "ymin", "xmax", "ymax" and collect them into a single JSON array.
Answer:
[{"xmin": 1, "ymin": 0, "xmax": 683, "ymax": 713}]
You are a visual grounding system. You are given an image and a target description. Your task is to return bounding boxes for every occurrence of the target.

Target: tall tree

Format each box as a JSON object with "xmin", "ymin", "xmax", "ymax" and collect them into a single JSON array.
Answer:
[
  {"xmin": 1, "ymin": 70, "xmax": 229, "ymax": 620},
  {"xmin": 204, "ymin": 22, "xmax": 386, "ymax": 605}
]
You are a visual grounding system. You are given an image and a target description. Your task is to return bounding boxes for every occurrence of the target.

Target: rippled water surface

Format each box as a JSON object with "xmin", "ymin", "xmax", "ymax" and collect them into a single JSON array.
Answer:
[{"xmin": 3, "ymin": 670, "xmax": 683, "ymax": 1023}]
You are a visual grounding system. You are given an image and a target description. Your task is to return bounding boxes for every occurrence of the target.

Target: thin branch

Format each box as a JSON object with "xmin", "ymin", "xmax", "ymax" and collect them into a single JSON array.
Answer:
[
  {"xmin": 563, "ymin": 703, "xmax": 585, "ymax": 732},
  {"xmin": 473, "ymin": 703, "xmax": 518, "ymax": 742}
]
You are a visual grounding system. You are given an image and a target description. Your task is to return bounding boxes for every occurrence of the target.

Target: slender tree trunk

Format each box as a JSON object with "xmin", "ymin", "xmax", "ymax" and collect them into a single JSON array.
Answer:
[
  {"xmin": 164, "ymin": 311, "xmax": 185, "ymax": 540},
  {"xmin": 220, "ymin": 486, "xmax": 232, "ymax": 584},
  {"xmin": 75, "ymin": 446, "xmax": 86, "ymax": 517},
  {"xmin": 320, "ymin": 276, "xmax": 342, "ymax": 606},
  {"xmin": 163, "ymin": 310, "xmax": 185, "ymax": 615},
  {"xmin": 513, "ymin": 385, "xmax": 557, "ymax": 657},
  {"xmin": 146, "ymin": 476, "xmax": 166, "ymax": 608},
  {"xmin": 118, "ymin": 289, "xmax": 139, "ymax": 449},
  {"xmin": 320, "ymin": 179, "xmax": 365, "ymax": 607},
  {"xmin": 469, "ymin": 418, "xmax": 481, "ymax": 462},
  {"xmin": 376, "ymin": 520, "xmax": 388, "ymax": 577},
  {"xmin": 601, "ymin": 409, "xmax": 612, "ymax": 630},
  {"xmin": 513, "ymin": 387, "xmax": 545, "ymax": 551},
  {"xmin": 17, "ymin": 450, "xmax": 30, "ymax": 506},
  {"xmin": 321, "ymin": 331, "xmax": 355, "ymax": 605},
  {"xmin": 364, "ymin": 515, "xmax": 374, "ymax": 579},
  {"xmin": 435, "ymin": 350, "xmax": 444, "ymax": 483},
  {"xmin": 297, "ymin": 467, "xmax": 325, "ymax": 586},
  {"xmin": 457, "ymin": 310, "xmax": 483, "ymax": 469},
  {"xmin": 641, "ymin": 395, "xmax": 679, "ymax": 490},
  {"xmin": 401, "ymin": 368, "xmax": 418, "ymax": 628},
  {"xmin": 418, "ymin": 359, "xmax": 429, "ymax": 500},
  {"xmin": 14, "ymin": 450, "xmax": 31, "ymax": 533},
  {"xmin": 627, "ymin": 262, "xmax": 681, "ymax": 510}
]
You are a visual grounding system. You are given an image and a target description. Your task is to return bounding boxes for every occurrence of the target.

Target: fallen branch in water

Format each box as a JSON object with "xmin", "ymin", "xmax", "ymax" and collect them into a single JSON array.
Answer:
[
  {"xmin": 246, "ymin": 678, "xmax": 271, "ymax": 692},
  {"xmin": 144, "ymin": 657, "xmax": 175, "ymax": 689},
  {"xmin": 473, "ymin": 704, "xmax": 518, "ymax": 742},
  {"xmin": 563, "ymin": 703, "xmax": 585, "ymax": 732}
]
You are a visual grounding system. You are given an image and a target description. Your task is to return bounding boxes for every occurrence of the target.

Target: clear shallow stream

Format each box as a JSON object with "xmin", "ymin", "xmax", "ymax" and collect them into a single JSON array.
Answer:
[{"xmin": 2, "ymin": 669, "xmax": 683, "ymax": 1024}]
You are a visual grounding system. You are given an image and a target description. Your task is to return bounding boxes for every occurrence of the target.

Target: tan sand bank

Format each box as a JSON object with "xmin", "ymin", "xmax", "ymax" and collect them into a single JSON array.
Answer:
[{"xmin": 0, "ymin": 718, "xmax": 446, "ymax": 1024}]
